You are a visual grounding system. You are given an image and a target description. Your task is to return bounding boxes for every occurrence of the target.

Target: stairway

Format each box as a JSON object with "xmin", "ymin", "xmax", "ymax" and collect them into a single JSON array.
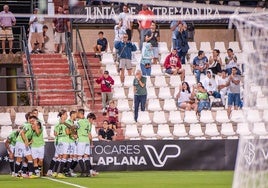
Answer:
[{"xmin": 24, "ymin": 53, "xmax": 76, "ymax": 106}]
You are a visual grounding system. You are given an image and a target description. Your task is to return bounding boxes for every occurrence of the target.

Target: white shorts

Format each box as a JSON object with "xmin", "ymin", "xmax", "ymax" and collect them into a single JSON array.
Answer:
[
  {"xmin": 68, "ymin": 142, "xmax": 77, "ymax": 155},
  {"xmin": 57, "ymin": 142, "xmax": 70, "ymax": 155},
  {"xmin": 77, "ymin": 142, "xmax": 91, "ymax": 156},
  {"xmin": 14, "ymin": 142, "xmax": 32, "ymax": 158},
  {"xmin": 31, "ymin": 146, "xmax": 45, "ymax": 159},
  {"xmin": 119, "ymin": 59, "xmax": 132, "ymax": 70},
  {"xmin": 152, "ymin": 47, "xmax": 159, "ymax": 58},
  {"xmin": 7, "ymin": 145, "xmax": 15, "ymax": 155},
  {"xmin": 54, "ymin": 32, "xmax": 66, "ymax": 44}
]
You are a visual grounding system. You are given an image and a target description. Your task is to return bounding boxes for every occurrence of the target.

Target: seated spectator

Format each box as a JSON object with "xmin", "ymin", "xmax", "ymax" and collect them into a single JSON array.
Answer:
[
  {"xmin": 192, "ymin": 50, "xmax": 208, "ymax": 83},
  {"xmin": 93, "ymin": 31, "xmax": 108, "ymax": 55},
  {"xmin": 225, "ymin": 48, "xmax": 241, "ymax": 75},
  {"xmin": 98, "ymin": 120, "xmax": 115, "ymax": 141},
  {"xmin": 140, "ymin": 42, "xmax": 153, "ymax": 76},
  {"xmin": 164, "ymin": 48, "xmax": 185, "ymax": 81},
  {"xmin": 194, "ymin": 83, "xmax": 210, "ymax": 115},
  {"xmin": 208, "ymin": 49, "xmax": 222, "ymax": 75},
  {"xmin": 106, "ymin": 100, "xmax": 118, "ymax": 129},
  {"xmin": 202, "ymin": 69, "xmax": 221, "ymax": 99},
  {"xmin": 217, "ymin": 70, "xmax": 229, "ymax": 107},
  {"xmin": 175, "ymin": 81, "xmax": 196, "ymax": 110}
]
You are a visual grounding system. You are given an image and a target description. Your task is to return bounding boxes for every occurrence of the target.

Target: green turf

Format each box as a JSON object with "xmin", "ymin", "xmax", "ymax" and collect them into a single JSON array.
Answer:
[{"xmin": 0, "ymin": 171, "xmax": 234, "ymax": 188}]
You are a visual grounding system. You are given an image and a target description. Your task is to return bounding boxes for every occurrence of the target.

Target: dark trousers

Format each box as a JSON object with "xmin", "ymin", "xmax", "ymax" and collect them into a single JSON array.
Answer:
[{"xmin": 134, "ymin": 94, "xmax": 147, "ymax": 121}]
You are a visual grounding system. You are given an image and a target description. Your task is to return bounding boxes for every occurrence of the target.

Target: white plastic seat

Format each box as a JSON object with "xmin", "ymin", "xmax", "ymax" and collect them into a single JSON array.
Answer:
[
  {"xmin": 200, "ymin": 110, "xmax": 214, "ymax": 124},
  {"xmin": 137, "ymin": 111, "xmax": 151, "ymax": 124},
  {"xmin": 185, "ymin": 75, "xmax": 196, "ymax": 87},
  {"xmin": 169, "ymin": 75, "xmax": 182, "ymax": 87},
  {"xmin": 91, "ymin": 124, "xmax": 99, "ymax": 141},
  {"xmin": 101, "ymin": 52, "xmax": 114, "ymax": 64},
  {"xmin": 215, "ymin": 110, "xmax": 230, "ymax": 123},
  {"xmin": 228, "ymin": 41, "xmax": 241, "ymax": 53},
  {"xmin": 183, "ymin": 64, "xmax": 193, "ymax": 76},
  {"xmin": 117, "ymin": 99, "xmax": 130, "ymax": 111},
  {"xmin": 252, "ymin": 122, "xmax": 268, "ymax": 136},
  {"xmin": 236, "ymin": 123, "xmax": 252, "ymax": 136},
  {"xmin": 159, "ymin": 52, "xmax": 170, "ymax": 65},
  {"xmin": 263, "ymin": 110, "xmax": 268, "ymax": 122},
  {"xmin": 0, "ymin": 112, "xmax": 13, "ymax": 126},
  {"xmin": 246, "ymin": 109, "xmax": 262, "ymax": 123},
  {"xmin": 151, "ymin": 65, "xmax": 163, "ymax": 76},
  {"xmin": 153, "ymin": 111, "xmax": 167, "ymax": 124},
  {"xmin": 125, "ymin": 124, "xmax": 140, "ymax": 140},
  {"xmin": 0, "ymin": 125, "xmax": 13, "ymax": 139},
  {"xmin": 124, "ymin": 75, "xmax": 135, "ymax": 87},
  {"xmin": 173, "ymin": 124, "xmax": 188, "ymax": 137},
  {"xmin": 38, "ymin": 112, "xmax": 45, "ymax": 124},
  {"xmin": 157, "ymin": 124, "xmax": 173, "ymax": 139},
  {"xmin": 158, "ymin": 87, "xmax": 172, "ymax": 99},
  {"xmin": 256, "ymin": 97, "xmax": 268, "ymax": 110},
  {"xmin": 242, "ymin": 41, "xmax": 255, "ymax": 53},
  {"xmin": 105, "ymin": 64, "xmax": 118, "ymax": 76},
  {"xmin": 113, "ymin": 87, "xmax": 126, "ymax": 99},
  {"xmin": 184, "ymin": 111, "xmax": 199, "ymax": 124},
  {"xmin": 127, "ymin": 87, "xmax": 134, "ymax": 99},
  {"xmin": 121, "ymin": 111, "xmax": 135, "ymax": 124},
  {"xmin": 221, "ymin": 123, "xmax": 236, "ymax": 136},
  {"xmin": 200, "ymin": 42, "xmax": 212, "ymax": 53},
  {"xmin": 146, "ymin": 87, "xmax": 157, "ymax": 99},
  {"xmin": 154, "ymin": 75, "xmax": 168, "ymax": 87},
  {"xmin": 140, "ymin": 124, "xmax": 156, "ymax": 139},
  {"xmin": 169, "ymin": 111, "xmax": 183, "ymax": 124},
  {"xmin": 47, "ymin": 112, "xmax": 59, "ymax": 126},
  {"xmin": 148, "ymin": 99, "xmax": 162, "ymax": 111},
  {"xmin": 188, "ymin": 42, "xmax": 198, "ymax": 54},
  {"xmin": 163, "ymin": 99, "xmax": 177, "ymax": 111},
  {"xmin": 189, "ymin": 124, "xmax": 204, "ymax": 137},
  {"xmin": 214, "ymin": 42, "xmax": 226, "ymax": 52},
  {"xmin": 158, "ymin": 42, "xmax": 169, "ymax": 54},
  {"xmin": 14, "ymin": 112, "xmax": 26, "ymax": 126},
  {"xmin": 112, "ymin": 75, "xmax": 122, "ymax": 87},
  {"xmin": 205, "ymin": 123, "xmax": 220, "ymax": 137},
  {"xmin": 145, "ymin": 76, "xmax": 153, "ymax": 87},
  {"xmin": 42, "ymin": 125, "xmax": 49, "ymax": 140},
  {"xmin": 230, "ymin": 110, "xmax": 245, "ymax": 123}
]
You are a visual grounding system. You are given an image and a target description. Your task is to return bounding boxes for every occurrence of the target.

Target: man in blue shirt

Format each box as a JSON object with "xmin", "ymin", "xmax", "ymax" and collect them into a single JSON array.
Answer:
[
  {"xmin": 192, "ymin": 50, "xmax": 208, "ymax": 83},
  {"xmin": 93, "ymin": 31, "xmax": 108, "ymax": 54}
]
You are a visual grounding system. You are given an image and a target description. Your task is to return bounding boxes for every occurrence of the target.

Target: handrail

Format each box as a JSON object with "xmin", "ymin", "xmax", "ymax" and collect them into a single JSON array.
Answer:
[
  {"xmin": 21, "ymin": 26, "xmax": 35, "ymax": 105},
  {"xmin": 75, "ymin": 26, "xmax": 95, "ymax": 105}
]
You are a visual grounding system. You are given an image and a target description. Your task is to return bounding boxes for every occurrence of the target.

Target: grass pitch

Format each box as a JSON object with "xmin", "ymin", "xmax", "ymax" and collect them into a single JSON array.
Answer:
[{"xmin": 0, "ymin": 171, "xmax": 233, "ymax": 188}]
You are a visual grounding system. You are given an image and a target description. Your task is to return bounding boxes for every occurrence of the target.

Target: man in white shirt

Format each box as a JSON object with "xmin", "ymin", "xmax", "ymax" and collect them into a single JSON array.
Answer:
[
  {"xmin": 29, "ymin": 8, "xmax": 44, "ymax": 53},
  {"xmin": 202, "ymin": 69, "xmax": 221, "ymax": 99},
  {"xmin": 118, "ymin": 4, "xmax": 133, "ymax": 41},
  {"xmin": 217, "ymin": 70, "xmax": 229, "ymax": 107}
]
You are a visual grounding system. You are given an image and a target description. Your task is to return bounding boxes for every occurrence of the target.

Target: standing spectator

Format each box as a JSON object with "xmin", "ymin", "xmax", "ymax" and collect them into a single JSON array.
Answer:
[
  {"xmin": 226, "ymin": 67, "xmax": 241, "ymax": 118},
  {"xmin": 133, "ymin": 70, "xmax": 147, "ymax": 122},
  {"xmin": 192, "ymin": 50, "xmax": 209, "ymax": 83},
  {"xmin": 170, "ymin": 19, "xmax": 179, "ymax": 49},
  {"xmin": 140, "ymin": 42, "xmax": 153, "ymax": 76},
  {"xmin": 208, "ymin": 49, "xmax": 222, "ymax": 75},
  {"xmin": 175, "ymin": 82, "xmax": 196, "ymax": 111},
  {"xmin": 0, "ymin": 5, "xmax": 16, "ymax": 54},
  {"xmin": 52, "ymin": 6, "xmax": 71, "ymax": 54},
  {"xmin": 42, "ymin": 25, "xmax": 49, "ymax": 52},
  {"xmin": 217, "ymin": 70, "xmax": 229, "ymax": 107},
  {"xmin": 106, "ymin": 100, "xmax": 119, "ymax": 129},
  {"xmin": 98, "ymin": 120, "xmax": 115, "ymax": 141},
  {"xmin": 95, "ymin": 70, "xmax": 114, "ymax": 115},
  {"xmin": 164, "ymin": 48, "xmax": 185, "ymax": 81},
  {"xmin": 114, "ymin": 33, "xmax": 137, "ymax": 83},
  {"xmin": 114, "ymin": 19, "xmax": 126, "ymax": 63},
  {"xmin": 202, "ymin": 69, "xmax": 221, "ymax": 99},
  {"xmin": 93, "ymin": 31, "xmax": 108, "ymax": 55},
  {"xmin": 145, "ymin": 21, "xmax": 159, "ymax": 64},
  {"xmin": 176, "ymin": 21, "xmax": 189, "ymax": 64},
  {"xmin": 138, "ymin": 4, "xmax": 154, "ymax": 50},
  {"xmin": 225, "ymin": 48, "xmax": 241, "ymax": 75},
  {"xmin": 118, "ymin": 4, "xmax": 133, "ymax": 41},
  {"xmin": 29, "ymin": 8, "xmax": 44, "ymax": 53}
]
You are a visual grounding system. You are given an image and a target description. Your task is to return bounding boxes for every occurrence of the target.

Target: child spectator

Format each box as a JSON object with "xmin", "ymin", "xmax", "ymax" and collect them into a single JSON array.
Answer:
[
  {"xmin": 106, "ymin": 100, "xmax": 118, "ymax": 129},
  {"xmin": 93, "ymin": 31, "xmax": 108, "ymax": 56},
  {"xmin": 140, "ymin": 42, "xmax": 153, "ymax": 76}
]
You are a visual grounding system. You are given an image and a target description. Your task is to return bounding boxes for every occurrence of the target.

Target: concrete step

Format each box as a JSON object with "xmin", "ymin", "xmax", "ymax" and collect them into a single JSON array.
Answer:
[{"xmin": 33, "ymin": 68, "xmax": 70, "ymax": 74}]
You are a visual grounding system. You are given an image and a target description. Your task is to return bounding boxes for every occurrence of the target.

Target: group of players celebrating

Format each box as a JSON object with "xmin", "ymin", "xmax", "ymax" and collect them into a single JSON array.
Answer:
[{"xmin": 5, "ymin": 108, "xmax": 98, "ymax": 178}]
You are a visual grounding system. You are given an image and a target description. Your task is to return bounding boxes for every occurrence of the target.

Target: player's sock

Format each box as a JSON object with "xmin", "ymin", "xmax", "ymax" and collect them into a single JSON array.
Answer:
[
  {"xmin": 22, "ymin": 163, "xmax": 28, "ymax": 174},
  {"xmin": 54, "ymin": 159, "xmax": 61, "ymax": 173},
  {"xmin": 65, "ymin": 159, "xmax": 72, "ymax": 173},
  {"xmin": 15, "ymin": 161, "xmax": 21, "ymax": 173},
  {"xmin": 78, "ymin": 158, "xmax": 85, "ymax": 173},
  {"xmin": 84, "ymin": 157, "xmax": 92, "ymax": 172},
  {"xmin": 70, "ymin": 158, "xmax": 78, "ymax": 170},
  {"xmin": 48, "ymin": 158, "xmax": 56, "ymax": 171},
  {"xmin": 59, "ymin": 159, "xmax": 67, "ymax": 173},
  {"xmin": 28, "ymin": 161, "xmax": 34, "ymax": 173},
  {"xmin": 9, "ymin": 159, "xmax": 14, "ymax": 173}
]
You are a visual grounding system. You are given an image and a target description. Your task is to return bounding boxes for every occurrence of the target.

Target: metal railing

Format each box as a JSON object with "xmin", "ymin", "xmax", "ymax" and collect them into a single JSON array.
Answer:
[{"xmin": 75, "ymin": 26, "xmax": 95, "ymax": 105}]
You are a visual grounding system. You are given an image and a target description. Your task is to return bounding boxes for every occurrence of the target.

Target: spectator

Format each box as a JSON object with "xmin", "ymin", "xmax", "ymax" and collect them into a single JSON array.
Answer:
[
  {"xmin": 202, "ymin": 69, "xmax": 221, "ymax": 99},
  {"xmin": 0, "ymin": 5, "xmax": 16, "ymax": 54},
  {"xmin": 98, "ymin": 120, "xmax": 115, "ymax": 141},
  {"xmin": 170, "ymin": 19, "xmax": 179, "ymax": 49},
  {"xmin": 95, "ymin": 70, "xmax": 114, "ymax": 115},
  {"xmin": 145, "ymin": 21, "xmax": 159, "ymax": 64},
  {"xmin": 118, "ymin": 4, "xmax": 133, "ymax": 41},
  {"xmin": 114, "ymin": 33, "xmax": 137, "ymax": 83},
  {"xmin": 176, "ymin": 21, "xmax": 189, "ymax": 64},
  {"xmin": 140, "ymin": 42, "xmax": 153, "ymax": 76},
  {"xmin": 114, "ymin": 19, "xmax": 126, "ymax": 63},
  {"xmin": 52, "ymin": 6, "xmax": 71, "ymax": 54},
  {"xmin": 208, "ymin": 49, "xmax": 222, "ymax": 75},
  {"xmin": 225, "ymin": 48, "xmax": 241, "ymax": 75},
  {"xmin": 138, "ymin": 4, "xmax": 154, "ymax": 50},
  {"xmin": 194, "ymin": 84, "xmax": 210, "ymax": 115},
  {"xmin": 106, "ymin": 100, "xmax": 119, "ymax": 129},
  {"xmin": 42, "ymin": 25, "xmax": 49, "ymax": 52},
  {"xmin": 175, "ymin": 81, "xmax": 196, "ymax": 111},
  {"xmin": 217, "ymin": 69, "xmax": 229, "ymax": 107},
  {"xmin": 164, "ymin": 48, "xmax": 185, "ymax": 81},
  {"xmin": 226, "ymin": 67, "xmax": 241, "ymax": 118},
  {"xmin": 93, "ymin": 31, "xmax": 108, "ymax": 55},
  {"xmin": 29, "ymin": 8, "xmax": 44, "ymax": 53},
  {"xmin": 192, "ymin": 50, "xmax": 209, "ymax": 83},
  {"xmin": 133, "ymin": 70, "xmax": 147, "ymax": 122}
]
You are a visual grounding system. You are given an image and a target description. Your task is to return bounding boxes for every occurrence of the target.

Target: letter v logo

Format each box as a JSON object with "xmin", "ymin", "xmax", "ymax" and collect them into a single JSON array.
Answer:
[{"xmin": 144, "ymin": 145, "xmax": 181, "ymax": 167}]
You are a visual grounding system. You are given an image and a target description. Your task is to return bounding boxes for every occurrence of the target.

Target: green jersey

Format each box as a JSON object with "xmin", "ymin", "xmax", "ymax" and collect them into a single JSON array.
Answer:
[
  {"xmin": 65, "ymin": 119, "xmax": 77, "ymax": 143},
  {"xmin": 54, "ymin": 121, "xmax": 69, "ymax": 143},
  {"xmin": 7, "ymin": 130, "xmax": 20, "ymax": 146},
  {"xmin": 16, "ymin": 122, "xmax": 34, "ymax": 143},
  {"xmin": 77, "ymin": 118, "xmax": 91, "ymax": 143},
  {"xmin": 31, "ymin": 125, "xmax": 45, "ymax": 148}
]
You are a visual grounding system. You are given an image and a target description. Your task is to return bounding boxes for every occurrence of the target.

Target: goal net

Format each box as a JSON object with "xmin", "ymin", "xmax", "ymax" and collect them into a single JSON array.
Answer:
[{"xmin": 230, "ymin": 12, "xmax": 268, "ymax": 188}]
